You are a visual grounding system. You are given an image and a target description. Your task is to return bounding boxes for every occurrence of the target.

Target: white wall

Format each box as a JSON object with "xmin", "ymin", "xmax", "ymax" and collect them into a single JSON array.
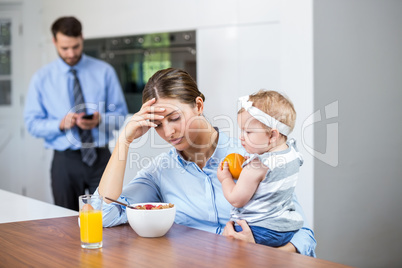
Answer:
[
  {"xmin": 279, "ymin": 0, "xmax": 314, "ymax": 229},
  {"xmin": 314, "ymin": 0, "xmax": 402, "ymax": 267},
  {"xmin": 2, "ymin": 0, "xmax": 314, "ymax": 241},
  {"xmin": 0, "ymin": 0, "xmax": 55, "ymax": 202}
]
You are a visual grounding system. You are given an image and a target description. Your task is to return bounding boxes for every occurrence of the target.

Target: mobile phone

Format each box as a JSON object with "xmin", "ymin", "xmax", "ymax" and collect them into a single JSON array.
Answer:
[{"xmin": 82, "ymin": 114, "xmax": 94, "ymax": 120}]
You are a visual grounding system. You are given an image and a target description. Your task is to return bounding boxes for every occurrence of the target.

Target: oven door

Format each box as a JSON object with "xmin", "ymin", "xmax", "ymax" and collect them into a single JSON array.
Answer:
[{"xmin": 106, "ymin": 47, "xmax": 196, "ymax": 113}]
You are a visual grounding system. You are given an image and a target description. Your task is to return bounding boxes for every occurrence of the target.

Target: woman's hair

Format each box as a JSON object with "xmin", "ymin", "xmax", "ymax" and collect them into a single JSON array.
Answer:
[
  {"xmin": 142, "ymin": 68, "xmax": 205, "ymax": 106},
  {"xmin": 241, "ymin": 90, "xmax": 297, "ymax": 133},
  {"xmin": 51, "ymin": 17, "xmax": 82, "ymax": 39}
]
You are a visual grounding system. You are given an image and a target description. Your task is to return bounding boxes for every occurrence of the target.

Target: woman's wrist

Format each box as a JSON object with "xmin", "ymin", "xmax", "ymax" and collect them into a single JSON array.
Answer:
[
  {"xmin": 118, "ymin": 132, "xmax": 132, "ymax": 148},
  {"xmin": 114, "ymin": 134, "xmax": 131, "ymax": 161}
]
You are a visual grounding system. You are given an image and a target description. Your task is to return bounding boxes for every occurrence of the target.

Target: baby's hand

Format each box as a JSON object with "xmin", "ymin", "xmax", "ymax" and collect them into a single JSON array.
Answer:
[{"xmin": 217, "ymin": 161, "xmax": 233, "ymax": 183}]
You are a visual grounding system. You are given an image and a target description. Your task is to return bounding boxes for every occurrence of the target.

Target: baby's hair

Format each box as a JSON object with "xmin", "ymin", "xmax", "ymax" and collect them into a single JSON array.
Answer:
[{"xmin": 240, "ymin": 90, "xmax": 296, "ymax": 134}]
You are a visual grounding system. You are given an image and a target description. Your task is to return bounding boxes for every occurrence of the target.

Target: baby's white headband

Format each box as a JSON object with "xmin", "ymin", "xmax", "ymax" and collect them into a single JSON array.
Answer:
[{"xmin": 238, "ymin": 95, "xmax": 291, "ymax": 136}]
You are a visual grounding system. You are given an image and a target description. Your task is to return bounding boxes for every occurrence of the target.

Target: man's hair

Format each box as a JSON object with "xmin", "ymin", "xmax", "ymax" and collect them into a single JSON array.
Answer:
[{"xmin": 51, "ymin": 17, "xmax": 82, "ymax": 39}]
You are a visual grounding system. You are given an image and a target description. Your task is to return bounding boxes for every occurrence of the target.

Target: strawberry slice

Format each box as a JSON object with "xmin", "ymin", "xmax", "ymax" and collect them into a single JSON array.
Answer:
[{"xmin": 144, "ymin": 204, "xmax": 154, "ymax": 210}]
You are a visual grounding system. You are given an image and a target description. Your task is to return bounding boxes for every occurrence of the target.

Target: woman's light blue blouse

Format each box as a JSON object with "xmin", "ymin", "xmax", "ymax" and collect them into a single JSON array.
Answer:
[{"xmin": 94, "ymin": 130, "xmax": 316, "ymax": 257}]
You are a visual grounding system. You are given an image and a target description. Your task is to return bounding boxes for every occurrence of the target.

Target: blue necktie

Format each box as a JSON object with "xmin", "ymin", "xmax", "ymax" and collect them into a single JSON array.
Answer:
[{"xmin": 71, "ymin": 69, "xmax": 97, "ymax": 166}]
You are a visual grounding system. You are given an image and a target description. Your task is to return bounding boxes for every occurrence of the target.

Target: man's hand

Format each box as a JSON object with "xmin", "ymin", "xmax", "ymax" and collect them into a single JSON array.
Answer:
[
  {"xmin": 59, "ymin": 113, "xmax": 78, "ymax": 131},
  {"xmin": 76, "ymin": 112, "xmax": 100, "ymax": 130},
  {"xmin": 222, "ymin": 220, "xmax": 255, "ymax": 243}
]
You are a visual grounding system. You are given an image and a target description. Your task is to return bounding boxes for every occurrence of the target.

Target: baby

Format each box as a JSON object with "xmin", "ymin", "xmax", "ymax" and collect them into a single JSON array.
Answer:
[{"xmin": 217, "ymin": 90, "xmax": 304, "ymax": 247}]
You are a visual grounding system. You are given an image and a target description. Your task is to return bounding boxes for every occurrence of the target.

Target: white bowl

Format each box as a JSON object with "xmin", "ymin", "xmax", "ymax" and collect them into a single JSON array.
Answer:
[{"xmin": 126, "ymin": 202, "xmax": 176, "ymax": 237}]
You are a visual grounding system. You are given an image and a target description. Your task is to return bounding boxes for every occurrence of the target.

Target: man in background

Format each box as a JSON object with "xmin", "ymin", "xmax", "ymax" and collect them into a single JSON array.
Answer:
[{"xmin": 24, "ymin": 16, "xmax": 128, "ymax": 211}]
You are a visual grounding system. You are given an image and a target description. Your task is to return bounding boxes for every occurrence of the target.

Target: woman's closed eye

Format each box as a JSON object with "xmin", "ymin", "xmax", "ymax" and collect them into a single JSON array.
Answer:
[
  {"xmin": 152, "ymin": 116, "xmax": 180, "ymax": 128},
  {"xmin": 170, "ymin": 116, "xmax": 180, "ymax": 122}
]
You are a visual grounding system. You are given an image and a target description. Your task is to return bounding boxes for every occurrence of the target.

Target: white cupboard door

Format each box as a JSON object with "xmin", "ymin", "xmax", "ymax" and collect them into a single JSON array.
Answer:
[{"xmin": 0, "ymin": 8, "xmax": 25, "ymax": 195}]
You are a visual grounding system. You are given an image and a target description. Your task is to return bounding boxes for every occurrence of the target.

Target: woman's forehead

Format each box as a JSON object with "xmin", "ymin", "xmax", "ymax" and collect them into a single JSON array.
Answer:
[{"xmin": 153, "ymin": 98, "xmax": 189, "ymax": 112}]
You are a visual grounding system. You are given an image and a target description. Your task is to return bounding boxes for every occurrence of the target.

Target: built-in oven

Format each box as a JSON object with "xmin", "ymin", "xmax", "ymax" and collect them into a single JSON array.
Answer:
[{"xmin": 84, "ymin": 31, "xmax": 196, "ymax": 113}]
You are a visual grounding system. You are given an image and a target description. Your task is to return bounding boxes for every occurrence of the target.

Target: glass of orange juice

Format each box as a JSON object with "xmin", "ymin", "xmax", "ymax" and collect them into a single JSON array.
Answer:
[{"xmin": 79, "ymin": 195, "xmax": 103, "ymax": 249}]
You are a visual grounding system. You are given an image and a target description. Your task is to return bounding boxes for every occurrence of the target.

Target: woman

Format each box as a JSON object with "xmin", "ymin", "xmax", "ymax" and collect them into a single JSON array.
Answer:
[{"xmin": 96, "ymin": 68, "xmax": 316, "ymax": 256}]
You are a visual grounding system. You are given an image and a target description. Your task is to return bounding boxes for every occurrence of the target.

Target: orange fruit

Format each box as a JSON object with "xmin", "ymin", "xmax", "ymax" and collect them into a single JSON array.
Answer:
[{"xmin": 222, "ymin": 153, "xmax": 245, "ymax": 179}]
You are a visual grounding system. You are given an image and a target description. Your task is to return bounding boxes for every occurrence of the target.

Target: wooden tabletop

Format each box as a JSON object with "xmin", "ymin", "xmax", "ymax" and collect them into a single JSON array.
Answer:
[{"xmin": 0, "ymin": 216, "xmax": 351, "ymax": 267}]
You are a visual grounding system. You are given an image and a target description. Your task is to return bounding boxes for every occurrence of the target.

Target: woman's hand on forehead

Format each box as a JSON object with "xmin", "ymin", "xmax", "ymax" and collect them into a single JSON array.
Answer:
[
  {"xmin": 122, "ymin": 98, "xmax": 166, "ymax": 143},
  {"xmin": 140, "ymin": 99, "xmax": 165, "ymax": 119}
]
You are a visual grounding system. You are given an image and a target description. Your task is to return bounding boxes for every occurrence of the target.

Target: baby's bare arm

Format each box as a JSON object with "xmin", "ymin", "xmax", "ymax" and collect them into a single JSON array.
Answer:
[{"xmin": 222, "ymin": 158, "xmax": 268, "ymax": 208}]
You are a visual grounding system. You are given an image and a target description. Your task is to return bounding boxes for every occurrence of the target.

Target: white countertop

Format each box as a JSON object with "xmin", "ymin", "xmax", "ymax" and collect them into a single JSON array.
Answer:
[{"xmin": 0, "ymin": 189, "xmax": 78, "ymax": 224}]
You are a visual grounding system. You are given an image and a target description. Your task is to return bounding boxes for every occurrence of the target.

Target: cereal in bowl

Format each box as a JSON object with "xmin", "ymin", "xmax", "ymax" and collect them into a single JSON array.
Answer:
[{"xmin": 134, "ymin": 203, "xmax": 174, "ymax": 210}]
